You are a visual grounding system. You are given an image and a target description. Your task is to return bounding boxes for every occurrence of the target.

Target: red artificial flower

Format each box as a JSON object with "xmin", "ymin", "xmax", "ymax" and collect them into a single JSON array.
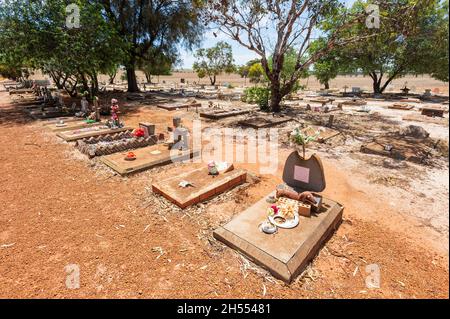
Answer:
[
  {"xmin": 271, "ymin": 205, "xmax": 279, "ymax": 215},
  {"xmin": 133, "ymin": 128, "xmax": 145, "ymax": 137}
]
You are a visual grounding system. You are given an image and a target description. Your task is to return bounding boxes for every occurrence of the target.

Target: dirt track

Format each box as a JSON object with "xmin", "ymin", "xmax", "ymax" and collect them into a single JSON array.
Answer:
[{"xmin": 0, "ymin": 90, "xmax": 448, "ymax": 298}]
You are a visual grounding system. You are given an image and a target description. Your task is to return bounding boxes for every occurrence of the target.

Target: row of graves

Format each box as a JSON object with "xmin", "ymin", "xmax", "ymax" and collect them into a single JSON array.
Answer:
[
  {"xmin": 297, "ymin": 93, "xmax": 448, "ymax": 165},
  {"xmin": 20, "ymin": 83, "xmax": 446, "ymax": 282},
  {"xmin": 19, "ymin": 83, "xmax": 446, "ymax": 282},
  {"xmin": 13, "ymin": 87, "xmax": 344, "ymax": 283}
]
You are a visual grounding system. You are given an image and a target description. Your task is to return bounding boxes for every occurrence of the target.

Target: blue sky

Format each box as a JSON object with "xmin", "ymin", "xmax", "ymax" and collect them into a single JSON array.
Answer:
[{"xmin": 178, "ymin": 0, "xmax": 357, "ymax": 69}]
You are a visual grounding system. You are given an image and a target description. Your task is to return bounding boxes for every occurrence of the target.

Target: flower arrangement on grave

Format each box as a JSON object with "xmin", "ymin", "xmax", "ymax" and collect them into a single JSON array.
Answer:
[
  {"xmin": 289, "ymin": 127, "xmax": 320, "ymax": 159},
  {"xmin": 133, "ymin": 128, "xmax": 145, "ymax": 137},
  {"xmin": 266, "ymin": 205, "xmax": 279, "ymax": 216}
]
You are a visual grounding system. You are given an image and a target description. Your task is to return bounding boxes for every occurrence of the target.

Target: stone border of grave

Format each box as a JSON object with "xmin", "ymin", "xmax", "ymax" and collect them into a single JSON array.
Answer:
[
  {"xmin": 75, "ymin": 130, "xmax": 158, "ymax": 158},
  {"xmin": 238, "ymin": 116, "xmax": 293, "ymax": 129},
  {"xmin": 56, "ymin": 126, "xmax": 132, "ymax": 142},
  {"xmin": 157, "ymin": 102, "xmax": 202, "ymax": 111}
]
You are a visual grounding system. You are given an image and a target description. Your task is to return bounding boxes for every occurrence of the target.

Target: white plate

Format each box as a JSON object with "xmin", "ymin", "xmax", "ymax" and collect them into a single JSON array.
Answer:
[{"xmin": 268, "ymin": 213, "xmax": 299, "ymax": 229}]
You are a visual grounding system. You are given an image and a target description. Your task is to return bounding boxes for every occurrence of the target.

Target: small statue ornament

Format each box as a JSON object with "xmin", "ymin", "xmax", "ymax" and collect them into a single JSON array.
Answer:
[
  {"xmin": 80, "ymin": 96, "xmax": 89, "ymax": 116},
  {"xmin": 93, "ymin": 96, "xmax": 100, "ymax": 122},
  {"xmin": 109, "ymin": 98, "xmax": 123, "ymax": 128}
]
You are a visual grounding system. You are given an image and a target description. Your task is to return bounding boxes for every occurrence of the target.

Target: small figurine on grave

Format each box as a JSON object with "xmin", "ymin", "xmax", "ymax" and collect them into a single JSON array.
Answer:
[
  {"xmin": 80, "ymin": 96, "xmax": 89, "ymax": 116},
  {"xmin": 207, "ymin": 161, "xmax": 219, "ymax": 175},
  {"xmin": 93, "ymin": 96, "xmax": 100, "ymax": 122},
  {"xmin": 109, "ymin": 98, "xmax": 123, "ymax": 128}
]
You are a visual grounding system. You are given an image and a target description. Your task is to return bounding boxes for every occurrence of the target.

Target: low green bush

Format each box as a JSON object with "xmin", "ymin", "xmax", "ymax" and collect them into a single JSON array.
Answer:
[{"xmin": 244, "ymin": 86, "xmax": 270, "ymax": 111}]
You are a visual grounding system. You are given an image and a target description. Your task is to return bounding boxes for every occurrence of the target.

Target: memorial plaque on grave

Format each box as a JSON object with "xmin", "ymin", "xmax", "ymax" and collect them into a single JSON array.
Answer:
[{"xmin": 139, "ymin": 122, "xmax": 155, "ymax": 137}]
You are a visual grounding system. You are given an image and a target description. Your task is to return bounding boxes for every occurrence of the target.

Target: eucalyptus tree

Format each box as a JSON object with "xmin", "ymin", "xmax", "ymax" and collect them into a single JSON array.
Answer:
[
  {"xmin": 337, "ymin": 0, "xmax": 448, "ymax": 94},
  {"xmin": 204, "ymin": 0, "xmax": 369, "ymax": 112},
  {"xmin": 138, "ymin": 50, "xmax": 175, "ymax": 83},
  {"xmin": 99, "ymin": 0, "xmax": 204, "ymax": 92},
  {"xmin": 0, "ymin": 0, "xmax": 124, "ymax": 96},
  {"xmin": 193, "ymin": 41, "xmax": 235, "ymax": 86}
]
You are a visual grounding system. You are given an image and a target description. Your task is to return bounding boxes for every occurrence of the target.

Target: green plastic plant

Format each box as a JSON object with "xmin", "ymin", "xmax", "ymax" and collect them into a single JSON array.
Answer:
[{"xmin": 290, "ymin": 127, "xmax": 320, "ymax": 159}]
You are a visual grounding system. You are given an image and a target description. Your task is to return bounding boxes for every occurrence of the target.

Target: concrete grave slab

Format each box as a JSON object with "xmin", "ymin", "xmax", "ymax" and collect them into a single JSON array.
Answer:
[
  {"xmin": 21, "ymin": 102, "xmax": 50, "ymax": 109},
  {"xmin": 213, "ymin": 191, "xmax": 343, "ymax": 282},
  {"xmin": 214, "ymin": 151, "xmax": 343, "ymax": 282},
  {"xmin": 399, "ymin": 98, "xmax": 421, "ymax": 103},
  {"xmin": 360, "ymin": 135, "xmax": 433, "ymax": 163},
  {"xmin": 388, "ymin": 103, "xmax": 415, "ymax": 110},
  {"xmin": 9, "ymin": 100, "xmax": 44, "ymax": 107},
  {"xmin": 200, "ymin": 109, "xmax": 251, "ymax": 120},
  {"xmin": 157, "ymin": 102, "xmax": 202, "ymax": 111},
  {"xmin": 308, "ymin": 97, "xmax": 335, "ymax": 104},
  {"xmin": 403, "ymin": 114, "xmax": 449, "ymax": 125},
  {"xmin": 339, "ymin": 99, "xmax": 367, "ymax": 106},
  {"xmin": 46, "ymin": 120, "xmax": 103, "ymax": 132},
  {"xmin": 301, "ymin": 126, "xmax": 341, "ymax": 143},
  {"xmin": 56, "ymin": 126, "xmax": 131, "ymax": 142},
  {"xmin": 421, "ymin": 106, "xmax": 445, "ymax": 117},
  {"xmin": 100, "ymin": 143, "xmax": 200, "ymax": 175},
  {"xmin": 9, "ymin": 88, "xmax": 35, "ymax": 95},
  {"xmin": 28, "ymin": 107, "xmax": 61, "ymax": 115},
  {"xmin": 238, "ymin": 116, "xmax": 292, "ymax": 128},
  {"xmin": 41, "ymin": 117, "xmax": 82, "ymax": 126},
  {"xmin": 30, "ymin": 111, "xmax": 73, "ymax": 120},
  {"xmin": 152, "ymin": 167, "xmax": 246, "ymax": 208}
]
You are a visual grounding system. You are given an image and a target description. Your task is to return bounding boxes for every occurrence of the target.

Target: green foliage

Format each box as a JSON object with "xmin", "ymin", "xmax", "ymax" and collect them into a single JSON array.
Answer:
[
  {"xmin": 138, "ymin": 50, "xmax": 175, "ymax": 83},
  {"xmin": 333, "ymin": 0, "xmax": 448, "ymax": 93},
  {"xmin": 205, "ymin": 0, "xmax": 348, "ymax": 112},
  {"xmin": 416, "ymin": 0, "xmax": 449, "ymax": 82},
  {"xmin": 248, "ymin": 63, "xmax": 265, "ymax": 83},
  {"xmin": 237, "ymin": 65, "xmax": 249, "ymax": 79},
  {"xmin": 243, "ymin": 87, "xmax": 270, "ymax": 111},
  {"xmin": 238, "ymin": 58, "xmax": 262, "ymax": 80},
  {"xmin": 102, "ymin": 0, "xmax": 204, "ymax": 92},
  {"xmin": 196, "ymin": 68, "xmax": 207, "ymax": 79},
  {"xmin": 290, "ymin": 127, "xmax": 320, "ymax": 158},
  {"xmin": 107, "ymin": 64, "xmax": 120, "ymax": 84},
  {"xmin": 309, "ymin": 39, "xmax": 341, "ymax": 89},
  {"xmin": 268, "ymin": 48, "xmax": 308, "ymax": 92},
  {"xmin": 193, "ymin": 41, "xmax": 235, "ymax": 85},
  {"xmin": 0, "ymin": 0, "xmax": 124, "ymax": 95},
  {"xmin": 290, "ymin": 128, "xmax": 319, "ymax": 146},
  {"xmin": 0, "ymin": 64, "xmax": 24, "ymax": 80}
]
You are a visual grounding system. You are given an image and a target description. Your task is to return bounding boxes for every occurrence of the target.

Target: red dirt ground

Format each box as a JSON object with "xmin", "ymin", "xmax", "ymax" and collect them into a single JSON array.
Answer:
[{"xmin": 0, "ymin": 91, "xmax": 448, "ymax": 298}]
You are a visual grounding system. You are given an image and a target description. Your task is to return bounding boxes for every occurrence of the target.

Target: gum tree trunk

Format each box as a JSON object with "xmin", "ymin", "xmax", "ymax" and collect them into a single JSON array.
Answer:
[
  {"xmin": 126, "ymin": 64, "xmax": 140, "ymax": 92},
  {"xmin": 269, "ymin": 82, "xmax": 283, "ymax": 113}
]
